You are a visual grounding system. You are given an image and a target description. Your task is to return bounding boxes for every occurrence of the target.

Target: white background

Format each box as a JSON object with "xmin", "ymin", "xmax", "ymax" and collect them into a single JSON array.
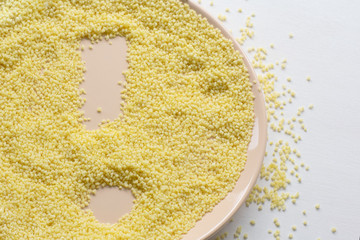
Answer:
[{"xmin": 192, "ymin": 0, "xmax": 360, "ymax": 239}]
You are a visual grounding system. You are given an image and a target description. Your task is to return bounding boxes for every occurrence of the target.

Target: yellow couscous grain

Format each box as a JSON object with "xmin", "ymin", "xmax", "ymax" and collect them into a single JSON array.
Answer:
[
  {"xmin": 0, "ymin": 1, "xmax": 255, "ymax": 239},
  {"xmin": 273, "ymin": 218, "xmax": 280, "ymax": 227},
  {"xmin": 218, "ymin": 14, "xmax": 227, "ymax": 21}
]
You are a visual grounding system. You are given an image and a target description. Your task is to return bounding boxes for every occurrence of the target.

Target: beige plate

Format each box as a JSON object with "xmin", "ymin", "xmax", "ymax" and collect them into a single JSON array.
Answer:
[{"xmin": 81, "ymin": 1, "xmax": 267, "ymax": 239}]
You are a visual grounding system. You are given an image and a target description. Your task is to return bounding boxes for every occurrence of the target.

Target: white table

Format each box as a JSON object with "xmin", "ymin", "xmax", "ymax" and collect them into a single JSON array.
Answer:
[{"xmin": 192, "ymin": 0, "xmax": 360, "ymax": 239}]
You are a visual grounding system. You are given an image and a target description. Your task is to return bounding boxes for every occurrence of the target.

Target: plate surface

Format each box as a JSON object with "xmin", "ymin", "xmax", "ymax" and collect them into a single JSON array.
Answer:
[{"xmin": 82, "ymin": 1, "xmax": 267, "ymax": 239}]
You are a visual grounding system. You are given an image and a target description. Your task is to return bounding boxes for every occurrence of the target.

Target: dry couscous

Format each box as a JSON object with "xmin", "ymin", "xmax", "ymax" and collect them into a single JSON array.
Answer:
[{"xmin": 0, "ymin": 0, "xmax": 254, "ymax": 239}]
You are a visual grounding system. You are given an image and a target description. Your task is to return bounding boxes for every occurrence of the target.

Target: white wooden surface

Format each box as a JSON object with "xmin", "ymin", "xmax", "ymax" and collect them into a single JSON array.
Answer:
[{"xmin": 193, "ymin": 0, "xmax": 360, "ymax": 239}]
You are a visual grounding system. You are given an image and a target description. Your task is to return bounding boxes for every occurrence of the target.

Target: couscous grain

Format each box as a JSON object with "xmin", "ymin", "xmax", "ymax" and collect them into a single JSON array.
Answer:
[{"xmin": 0, "ymin": 0, "xmax": 254, "ymax": 239}]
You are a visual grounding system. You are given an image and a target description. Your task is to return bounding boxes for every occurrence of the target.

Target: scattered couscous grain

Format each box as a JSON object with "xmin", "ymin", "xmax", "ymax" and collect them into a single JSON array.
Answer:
[
  {"xmin": 212, "ymin": 2, "xmax": 323, "ymax": 239},
  {"xmin": 331, "ymin": 227, "xmax": 337, "ymax": 233},
  {"xmin": 218, "ymin": 232, "xmax": 228, "ymax": 240},
  {"xmin": 273, "ymin": 218, "xmax": 280, "ymax": 227},
  {"xmin": 273, "ymin": 230, "xmax": 280, "ymax": 238},
  {"xmin": 218, "ymin": 14, "xmax": 227, "ymax": 21},
  {"xmin": 236, "ymin": 226, "xmax": 242, "ymax": 234}
]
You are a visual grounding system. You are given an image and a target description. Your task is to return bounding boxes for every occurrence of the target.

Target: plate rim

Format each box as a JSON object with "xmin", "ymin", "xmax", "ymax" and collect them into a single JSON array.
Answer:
[{"xmin": 180, "ymin": 1, "xmax": 268, "ymax": 239}]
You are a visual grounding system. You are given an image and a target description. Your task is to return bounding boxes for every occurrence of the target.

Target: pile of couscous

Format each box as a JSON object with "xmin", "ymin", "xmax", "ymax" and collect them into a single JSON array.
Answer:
[{"xmin": 0, "ymin": 0, "xmax": 254, "ymax": 239}]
